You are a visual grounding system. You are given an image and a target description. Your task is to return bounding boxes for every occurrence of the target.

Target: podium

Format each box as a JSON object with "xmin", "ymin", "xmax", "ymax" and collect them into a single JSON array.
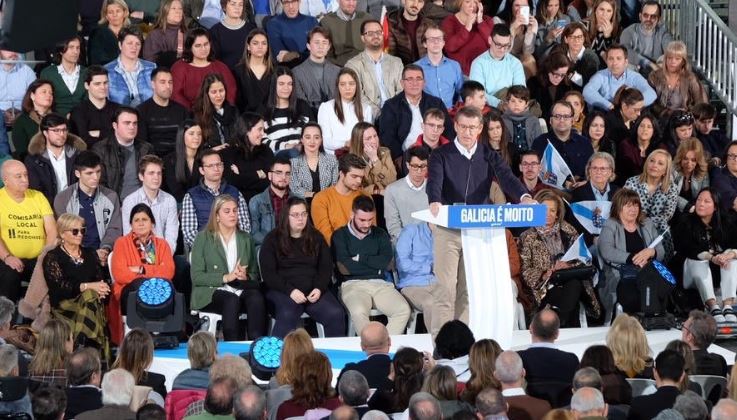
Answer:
[{"xmin": 412, "ymin": 204, "xmax": 546, "ymax": 348}]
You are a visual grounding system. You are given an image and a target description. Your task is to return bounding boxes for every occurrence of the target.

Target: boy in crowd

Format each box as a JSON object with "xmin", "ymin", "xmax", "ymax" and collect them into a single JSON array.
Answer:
[
  {"xmin": 502, "ymin": 86, "xmax": 543, "ymax": 152},
  {"xmin": 692, "ymin": 102, "xmax": 730, "ymax": 163}
]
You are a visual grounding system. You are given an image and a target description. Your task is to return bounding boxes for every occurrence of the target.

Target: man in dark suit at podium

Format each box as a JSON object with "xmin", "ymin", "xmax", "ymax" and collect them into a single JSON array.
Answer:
[
  {"xmin": 427, "ymin": 106, "xmax": 534, "ymax": 338},
  {"xmin": 336, "ymin": 321, "xmax": 392, "ymax": 390},
  {"xmin": 518, "ymin": 309, "xmax": 580, "ymax": 385}
]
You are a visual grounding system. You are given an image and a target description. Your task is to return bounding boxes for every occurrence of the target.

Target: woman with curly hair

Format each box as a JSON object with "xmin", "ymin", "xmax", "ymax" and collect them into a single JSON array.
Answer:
[
  {"xmin": 605, "ymin": 314, "xmax": 654, "ymax": 379},
  {"xmin": 369, "ymin": 347, "xmax": 426, "ymax": 413},
  {"xmin": 461, "ymin": 339, "xmax": 503, "ymax": 404},
  {"xmin": 276, "ymin": 351, "xmax": 340, "ymax": 420}
]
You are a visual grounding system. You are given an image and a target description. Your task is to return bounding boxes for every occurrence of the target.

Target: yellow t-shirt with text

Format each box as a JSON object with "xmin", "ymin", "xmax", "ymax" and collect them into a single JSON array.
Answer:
[{"xmin": 0, "ymin": 188, "xmax": 52, "ymax": 259}]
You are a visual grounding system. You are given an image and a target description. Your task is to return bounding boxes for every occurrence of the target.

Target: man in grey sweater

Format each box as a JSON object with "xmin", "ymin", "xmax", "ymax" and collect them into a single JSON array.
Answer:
[
  {"xmin": 384, "ymin": 145, "xmax": 429, "ymax": 243},
  {"xmin": 619, "ymin": 0, "xmax": 673, "ymax": 76},
  {"xmin": 293, "ymin": 26, "xmax": 341, "ymax": 116}
]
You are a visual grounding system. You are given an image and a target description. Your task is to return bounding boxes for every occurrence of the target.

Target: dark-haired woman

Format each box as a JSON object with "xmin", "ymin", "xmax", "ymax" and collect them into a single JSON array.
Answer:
[
  {"xmin": 221, "ymin": 112, "xmax": 275, "ymax": 202},
  {"xmin": 580, "ymin": 345, "xmax": 632, "ymax": 405},
  {"xmin": 527, "ymin": 52, "xmax": 579, "ymax": 121},
  {"xmin": 551, "ymin": 22, "xmax": 600, "ymax": 87},
  {"xmin": 616, "ymin": 113, "xmax": 661, "ymax": 185},
  {"xmin": 317, "ymin": 68, "xmax": 373, "ymax": 155},
  {"xmin": 171, "ymin": 28, "xmax": 238, "ymax": 110},
  {"xmin": 290, "ymin": 123, "xmax": 339, "ymax": 200},
  {"xmin": 164, "ymin": 121, "xmax": 203, "ymax": 202},
  {"xmin": 587, "ymin": 0, "xmax": 619, "ymax": 64},
  {"xmin": 661, "ymin": 110, "xmax": 695, "ymax": 156},
  {"xmin": 260, "ymin": 197, "xmax": 345, "ymax": 338},
  {"xmin": 13, "ymin": 80, "xmax": 55, "ymax": 158},
  {"xmin": 481, "ymin": 110, "xmax": 517, "ymax": 172},
  {"xmin": 675, "ymin": 188, "xmax": 737, "ymax": 323},
  {"xmin": 192, "ymin": 73, "xmax": 238, "ymax": 149},
  {"xmin": 104, "ymin": 28, "xmax": 156, "ymax": 107},
  {"xmin": 583, "ymin": 111, "xmax": 614, "ymax": 156},
  {"xmin": 263, "ymin": 67, "xmax": 313, "ymax": 155},
  {"xmin": 40, "ymin": 36, "xmax": 88, "ymax": 117},
  {"xmin": 369, "ymin": 347, "xmax": 426, "ymax": 413},
  {"xmin": 235, "ymin": 29, "xmax": 274, "ymax": 114},
  {"xmin": 605, "ymin": 86, "xmax": 644, "ymax": 146}
]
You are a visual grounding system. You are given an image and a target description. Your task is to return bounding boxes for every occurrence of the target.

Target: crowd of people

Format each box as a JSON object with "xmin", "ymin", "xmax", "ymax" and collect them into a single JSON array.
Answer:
[{"xmin": 0, "ymin": 0, "xmax": 737, "ymax": 417}]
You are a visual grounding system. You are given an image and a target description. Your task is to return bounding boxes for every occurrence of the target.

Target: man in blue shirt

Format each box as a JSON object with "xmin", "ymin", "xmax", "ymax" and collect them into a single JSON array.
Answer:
[
  {"xmin": 583, "ymin": 44, "xmax": 657, "ymax": 111},
  {"xmin": 395, "ymin": 222, "xmax": 435, "ymax": 333},
  {"xmin": 415, "ymin": 26, "xmax": 463, "ymax": 109}
]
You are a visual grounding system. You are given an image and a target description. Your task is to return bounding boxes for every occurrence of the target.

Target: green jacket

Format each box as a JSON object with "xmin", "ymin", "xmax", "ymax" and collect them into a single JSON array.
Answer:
[
  {"xmin": 190, "ymin": 229, "xmax": 260, "ymax": 310},
  {"xmin": 40, "ymin": 65, "xmax": 88, "ymax": 117}
]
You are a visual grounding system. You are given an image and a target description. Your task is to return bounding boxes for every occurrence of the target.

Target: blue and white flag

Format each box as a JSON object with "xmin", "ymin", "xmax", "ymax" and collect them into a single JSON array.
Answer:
[
  {"xmin": 540, "ymin": 141, "xmax": 573, "ymax": 189},
  {"xmin": 561, "ymin": 234, "xmax": 592, "ymax": 263},
  {"xmin": 570, "ymin": 201, "xmax": 611, "ymax": 235}
]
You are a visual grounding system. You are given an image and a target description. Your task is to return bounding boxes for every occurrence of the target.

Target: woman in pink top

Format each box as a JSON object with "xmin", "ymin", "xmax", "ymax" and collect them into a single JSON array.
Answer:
[
  {"xmin": 171, "ymin": 27, "xmax": 238, "ymax": 110},
  {"xmin": 440, "ymin": 0, "xmax": 494, "ymax": 75}
]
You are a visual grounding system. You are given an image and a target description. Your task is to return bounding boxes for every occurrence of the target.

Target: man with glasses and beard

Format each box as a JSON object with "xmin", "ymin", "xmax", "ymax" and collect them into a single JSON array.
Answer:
[
  {"xmin": 249, "ymin": 157, "xmax": 293, "ymax": 247},
  {"xmin": 619, "ymin": 0, "xmax": 673, "ymax": 75}
]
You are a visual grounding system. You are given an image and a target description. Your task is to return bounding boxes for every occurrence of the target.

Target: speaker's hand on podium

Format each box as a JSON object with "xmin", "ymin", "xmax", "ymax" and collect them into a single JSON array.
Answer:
[
  {"xmin": 430, "ymin": 202, "xmax": 441, "ymax": 217},
  {"xmin": 520, "ymin": 195, "xmax": 537, "ymax": 205}
]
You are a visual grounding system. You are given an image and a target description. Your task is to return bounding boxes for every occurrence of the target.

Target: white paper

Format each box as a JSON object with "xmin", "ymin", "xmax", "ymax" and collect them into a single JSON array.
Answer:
[{"xmin": 648, "ymin": 227, "xmax": 670, "ymax": 249}]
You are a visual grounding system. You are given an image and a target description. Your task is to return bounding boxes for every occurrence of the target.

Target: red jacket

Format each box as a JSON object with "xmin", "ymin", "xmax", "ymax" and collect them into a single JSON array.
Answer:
[{"xmin": 440, "ymin": 15, "xmax": 494, "ymax": 75}]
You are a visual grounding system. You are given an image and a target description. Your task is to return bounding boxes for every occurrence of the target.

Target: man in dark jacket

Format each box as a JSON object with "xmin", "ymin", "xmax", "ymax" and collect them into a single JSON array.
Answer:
[
  {"xmin": 65, "ymin": 348, "xmax": 103, "ymax": 420},
  {"xmin": 336, "ymin": 321, "xmax": 393, "ymax": 390},
  {"xmin": 24, "ymin": 113, "xmax": 86, "ymax": 206},
  {"xmin": 387, "ymin": 0, "xmax": 434, "ymax": 64},
  {"xmin": 681, "ymin": 310, "xmax": 728, "ymax": 376},
  {"xmin": 91, "ymin": 106, "xmax": 154, "ymax": 200},
  {"xmin": 628, "ymin": 350, "xmax": 685, "ymax": 420},
  {"xmin": 379, "ymin": 64, "xmax": 452, "ymax": 164}
]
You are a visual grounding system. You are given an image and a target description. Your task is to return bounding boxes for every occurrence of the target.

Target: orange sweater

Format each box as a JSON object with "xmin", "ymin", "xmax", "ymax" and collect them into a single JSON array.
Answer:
[{"xmin": 310, "ymin": 186, "xmax": 365, "ymax": 244}]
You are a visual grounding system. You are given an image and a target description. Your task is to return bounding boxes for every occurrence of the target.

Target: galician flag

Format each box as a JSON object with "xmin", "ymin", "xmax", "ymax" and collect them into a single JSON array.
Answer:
[
  {"xmin": 561, "ymin": 234, "xmax": 593, "ymax": 263},
  {"xmin": 570, "ymin": 201, "xmax": 611, "ymax": 235},
  {"xmin": 540, "ymin": 141, "xmax": 573, "ymax": 189}
]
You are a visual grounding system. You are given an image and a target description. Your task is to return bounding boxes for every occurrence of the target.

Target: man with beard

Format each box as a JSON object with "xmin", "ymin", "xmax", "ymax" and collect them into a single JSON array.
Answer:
[
  {"xmin": 249, "ymin": 156, "xmax": 293, "ymax": 247},
  {"xmin": 387, "ymin": 0, "xmax": 434, "ymax": 65},
  {"xmin": 332, "ymin": 195, "xmax": 411, "ymax": 335},
  {"xmin": 619, "ymin": 0, "xmax": 673, "ymax": 76},
  {"xmin": 137, "ymin": 68, "xmax": 188, "ymax": 157}
]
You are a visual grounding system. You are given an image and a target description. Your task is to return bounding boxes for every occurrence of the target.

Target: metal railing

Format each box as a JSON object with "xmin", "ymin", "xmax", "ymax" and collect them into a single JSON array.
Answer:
[{"xmin": 661, "ymin": 0, "xmax": 737, "ymax": 117}]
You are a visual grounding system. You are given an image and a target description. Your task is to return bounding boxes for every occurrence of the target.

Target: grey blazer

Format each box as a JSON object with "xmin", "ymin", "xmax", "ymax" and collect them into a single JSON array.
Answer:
[
  {"xmin": 289, "ymin": 153, "xmax": 339, "ymax": 198},
  {"xmin": 672, "ymin": 170, "xmax": 710, "ymax": 212}
]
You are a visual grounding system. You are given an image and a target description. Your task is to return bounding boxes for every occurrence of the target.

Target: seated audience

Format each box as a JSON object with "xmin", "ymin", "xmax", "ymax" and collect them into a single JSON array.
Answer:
[
  {"xmin": 616, "ymin": 112, "xmax": 661, "ymax": 185},
  {"xmin": 267, "ymin": 329, "xmax": 314, "ymax": 413},
  {"xmin": 40, "ymin": 36, "xmax": 88, "ymax": 117},
  {"xmin": 319, "ymin": 0, "xmax": 371, "ymax": 66},
  {"xmin": 439, "ymin": 0, "xmax": 494, "ymax": 76},
  {"xmin": 552, "ymin": 22, "xmax": 599, "ymax": 87},
  {"xmin": 318, "ymin": 68, "xmax": 373, "ymax": 154},
  {"xmin": 172, "ymin": 331, "xmax": 218, "ymax": 390},
  {"xmin": 665, "ymin": 339, "xmax": 701, "ymax": 395},
  {"xmin": 460, "ymin": 339, "xmax": 502, "ymax": 404},
  {"xmin": 628, "ymin": 350, "xmax": 685, "ymax": 420},
  {"xmin": 234, "ymin": 385, "xmax": 268, "ymax": 420},
  {"xmin": 433, "ymin": 320, "xmax": 474, "ymax": 381},
  {"xmin": 662, "ymin": 110, "xmax": 696, "ymax": 156},
  {"xmin": 183, "ymin": 354, "xmax": 256, "ymax": 418},
  {"xmin": 448, "ymin": 81, "xmax": 491, "ymax": 120},
  {"xmin": 570, "ymin": 387, "xmax": 608, "ymax": 419},
  {"xmin": 481, "ymin": 110, "xmax": 516, "ymax": 171},
  {"xmin": 605, "ymin": 86, "xmax": 645, "ymax": 148},
  {"xmin": 619, "ymin": 1, "xmax": 673, "ymax": 75},
  {"xmin": 534, "ymin": 0, "xmax": 572, "ymax": 59},
  {"xmin": 566, "ymin": 91, "xmax": 588, "ymax": 133},
  {"xmin": 531, "ymin": 100, "xmax": 593, "ymax": 182},
  {"xmin": 332, "ymin": 196, "xmax": 411, "ymax": 335},
  {"xmin": 528, "ymin": 53, "xmax": 580, "ymax": 122},
  {"xmin": 519, "ymin": 309, "xmax": 580, "ymax": 384},
  {"xmin": 190, "ymin": 195, "xmax": 266, "ymax": 341},
  {"xmin": 138, "ymin": 403, "xmax": 167, "ymax": 420},
  {"xmin": 87, "ymin": 0, "xmax": 129, "ymax": 65},
  {"xmin": 90, "ymin": 106, "xmax": 155, "ymax": 200},
  {"xmin": 503, "ymin": 85, "xmax": 544, "ymax": 153},
  {"xmin": 369, "ymin": 347, "xmax": 425, "ymax": 414},
  {"xmin": 414, "ymin": 26, "xmax": 464, "ymax": 109},
  {"xmin": 112, "ymin": 328, "xmax": 167, "ymax": 399},
  {"xmin": 69, "ymin": 65, "xmax": 119, "ymax": 148},
  {"xmin": 692, "ymin": 103, "xmax": 729, "ymax": 161},
  {"xmin": 163, "ymin": 120, "xmax": 203, "ymax": 202},
  {"xmin": 496, "ymin": 0, "xmax": 538, "ymax": 78},
  {"xmin": 262, "ymin": 67, "xmax": 313, "ymax": 155},
  {"xmin": 276, "ymin": 351, "xmax": 341, "ymax": 420},
  {"xmin": 474, "ymin": 388, "xmax": 507, "ymax": 419},
  {"xmin": 519, "ymin": 190, "xmax": 600, "ymax": 326},
  {"xmin": 598, "ymin": 188, "xmax": 664, "ymax": 315},
  {"xmin": 0, "ymin": 160, "xmax": 57, "ymax": 302},
  {"xmin": 0, "ymin": 49, "xmax": 33, "ymax": 155},
  {"xmin": 585, "ymin": 0, "xmax": 619, "ymax": 64},
  {"xmin": 222, "ymin": 112, "xmax": 275, "ymax": 203},
  {"xmin": 25, "ymin": 113, "xmax": 86, "ymax": 206},
  {"xmin": 311, "ymin": 153, "xmax": 367, "ymax": 244},
  {"xmin": 422, "ymin": 365, "xmax": 473, "ymax": 418},
  {"xmin": 29, "ymin": 319, "xmax": 72, "ymax": 386},
  {"xmin": 395, "ymin": 222, "xmax": 435, "ymax": 332},
  {"xmin": 104, "ymin": 28, "xmax": 155, "ymax": 107},
  {"xmin": 583, "ymin": 45, "xmax": 656, "ymax": 111},
  {"xmin": 350, "ymin": 123, "xmax": 397, "ymax": 197},
  {"xmin": 386, "ymin": 0, "xmax": 434, "ymax": 65},
  {"xmin": 336, "ymin": 370, "xmax": 372, "ymax": 417},
  {"xmin": 141, "ymin": 0, "xmax": 187, "ymax": 67},
  {"xmin": 181, "ymin": 148, "xmax": 251, "ymax": 250},
  {"xmin": 414, "ymin": 108, "xmax": 451, "ymax": 151},
  {"xmin": 579, "ymin": 347, "xmax": 632, "ymax": 405},
  {"xmin": 469, "ymin": 24, "xmax": 526, "ymax": 108},
  {"xmin": 234, "ymin": 29, "xmax": 274, "ymax": 115},
  {"xmin": 187, "ymin": 376, "xmax": 240, "ymax": 420},
  {"xmin": 43, "ymin": 213, "xmax": 111, "ymax": 358},
  {"xmin": 680, "ymin": 310, "xmax": 728, "ymax": 376},
  {"xmin": 516, "ymin": 150, "xmax": 550, "ymax": 199},
  {"xmin": 570, "ymin": 152, "xmax": 619, "ymax": 206},
  {"xmin": 0, "ymin": 344, "xmax": 31, "ymax": 416},
  {"xmin": 65, "ymin": 347, "xmax": 104, "ymax": 419},
  {"xmin": 293, "ymin": 27, "xmax": 341, "ymax": 115},
  {"xmin": 674, "ymin": 390, "xmax": 709, "ymax": 420},
  {"xmin": 289, "ymin": 123, "xmax": 339, "ymax": 200},
  {"xmin": 260, "ymin": 197, "xmax": 346, "ymax": 337},
  {"xmin": 712, "ymin": 141, "xmax": 737, "ymax": 214},
  {"xmin": 136, "ymin": 68, "xmax": 189, "ymax": 157},
  {"xmin": 76, "ymin": 368, "xmax": 136, "ymax": 420},
  {"xmin": 32, "ymin": 383, "xmax": 68, "ymax": 420},
  {"xmin": 384, "ymin": 146, "xmax": 429, "ymax": 243},
  {"xmin": 495, "ymin": 350, "xmax": 552, "ymax": 419},
  {"xmin": 624, "ymin": 149, "xmax": 678, "ymax": 257},
  {"xmin": 192, "ymin": 73, "xmax": 238, "ymax": 149},
  {"xmin": 209, "ymin": 0, "xmax": 256, "ymax": 71},
  {"xmin": 648, "ymin": 40, "xmax": 706, "ymax": 117},
  {"xmin": 13, "ymin": 79, "xmax": 56, "ymax": 160},
  {"xmin": 582, "ymin": 112, "xmax": 615, "ymax": 157},
  {"xmin": 344, "ymin": 20, "xmax": 403, "ymax": 115},
  {"xmin": 337, "ymin": 321, "xmax": 393, "ymax": 390},
  {"xmin": 712, "ymin": 399, "xmax": 737, "ymax": 419},
  {"xmin": 606, "ymin": 314, "xmax": 654, "ymax": 379}
]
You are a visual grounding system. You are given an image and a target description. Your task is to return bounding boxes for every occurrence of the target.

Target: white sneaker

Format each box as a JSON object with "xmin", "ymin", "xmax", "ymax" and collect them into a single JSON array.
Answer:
[
  {"xmin": 711, "ymin": 307, "xmax": 727, "ymax": 323},
  {"xmin": 723, "ymin": 306, "xmax": 737, "ymax": 323}
]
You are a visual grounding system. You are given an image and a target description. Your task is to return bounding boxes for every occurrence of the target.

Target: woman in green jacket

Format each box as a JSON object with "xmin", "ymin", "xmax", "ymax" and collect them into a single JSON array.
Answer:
[
  {"xmin": 191, "ymin": 194, "xmax": 267, "ymax": 341},
  {"xmin": 13, "ymin": 80, "xmax": 55, "ymax": 159}
]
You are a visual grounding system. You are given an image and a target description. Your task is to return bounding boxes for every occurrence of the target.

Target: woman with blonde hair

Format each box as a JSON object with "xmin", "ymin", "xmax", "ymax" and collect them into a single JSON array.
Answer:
[
  {"xmin": 649, "ymin": 41, "xmax": 707, "ymax": 116},
  {"xmin": 88, "ymin": 0, "xmax": 130, "ymax": 65},
  {"xmin": 112, "ymin": 328, "xmax": 167, "ymax": 397},
  {"xmin": 624, "ymin": 149, "xmax": 678, "ymax": 258},
  {"xmin": 349, "ymin": 122, "xmax": 397, "ymax": 196},
  {"xmin": 461, "ymin": 339, "xmax": 503, "ymax": 404},
  {"xmin": 586, "ymin": 0, "xmax": 619, "ymax": 63},
  {"xmin": 673, "ymin": 138, "xmax": 710, "ymax": 214},
  {"xmin": 29, "ymin": 319, "xmax": 73, "ymax": 386},
  {"xmin": 605, "ymin": 314, "xmax": 653, "ymax": 378},
  {"xmin": 191, "ymin": 194, "xmax": 266, "ymax": 341}
]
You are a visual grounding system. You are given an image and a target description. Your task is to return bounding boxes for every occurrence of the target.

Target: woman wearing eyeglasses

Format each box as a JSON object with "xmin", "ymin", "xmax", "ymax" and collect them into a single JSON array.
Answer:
[
  {"xmin": 527, "ymin": 52, "xmax": 579, "ymax": 121},
  {"xmin": 260, "ymin": 197, "xmax": 345, "ymax": 338},
  {"xmin": 552, "ymin": 22, "xmax": 599, "ymax": 87},
  {"xmin": 43, "ymin": 213, "xmax": 111, "ymax": 360}
]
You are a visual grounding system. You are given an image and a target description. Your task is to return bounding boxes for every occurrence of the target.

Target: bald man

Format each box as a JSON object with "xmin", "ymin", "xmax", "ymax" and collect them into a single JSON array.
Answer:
[
  {"xmin": 336, "ymin": 321, "xmax": 392, "ymax": 390},
  {"xmin": 570, "ymin": 387, "xmax": 607, "ymax": 420},
  {"xmin": 0, "ymin": 160, "xmax": 57, "ymax": 301},
  {"xmin": 518, "ymin": 309, "xmax": 579, "ymax": 385}
]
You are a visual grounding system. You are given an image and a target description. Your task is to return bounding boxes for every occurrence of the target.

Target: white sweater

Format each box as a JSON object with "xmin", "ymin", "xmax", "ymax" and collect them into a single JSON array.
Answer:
[{"xmin": 317, "ymin": 99, "xmax": 373, "ymax": 154}]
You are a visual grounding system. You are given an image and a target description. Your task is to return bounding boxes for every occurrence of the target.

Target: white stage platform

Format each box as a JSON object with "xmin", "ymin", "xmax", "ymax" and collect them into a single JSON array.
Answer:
[{"xmin": 151, "ymin": 327, "xmax": 736, "ymax": 391}]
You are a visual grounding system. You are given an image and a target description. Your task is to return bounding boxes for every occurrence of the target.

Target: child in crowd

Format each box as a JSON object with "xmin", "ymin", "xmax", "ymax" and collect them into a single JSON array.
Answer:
[
  {"xmin": 691, "ymin": 102, "xmax": 729, "ymax": 164},
  {"xmin": 448, "ymin": 81, "xmax": 492, "ymax": 119},
  {"xmin": 502, "ymin": 86, "xmax": 543, "ymax": 152}
]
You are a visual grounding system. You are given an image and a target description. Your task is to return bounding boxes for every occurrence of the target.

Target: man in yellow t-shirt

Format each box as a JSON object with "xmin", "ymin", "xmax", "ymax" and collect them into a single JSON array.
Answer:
[{"xmin": 0, "ymin": 160, "xmax": 57, "ymax": 301}]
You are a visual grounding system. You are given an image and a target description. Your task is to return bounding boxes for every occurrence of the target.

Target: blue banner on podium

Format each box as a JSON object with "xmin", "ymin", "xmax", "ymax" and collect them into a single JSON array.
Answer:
[{"xmin": 446, "ymin": 204, "xmax": 547, "ymax": 229}]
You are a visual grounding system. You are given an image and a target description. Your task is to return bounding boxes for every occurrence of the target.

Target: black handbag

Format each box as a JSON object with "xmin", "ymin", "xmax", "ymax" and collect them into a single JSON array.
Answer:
[{"xmin": 550, "ymin": 265, "xmax": 597, "ymax": 285}]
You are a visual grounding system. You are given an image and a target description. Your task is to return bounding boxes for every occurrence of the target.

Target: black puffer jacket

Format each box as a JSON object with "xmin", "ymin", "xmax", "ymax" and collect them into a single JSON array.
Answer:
[
  {"xmin": 91, "ymin": 136, "xmax": 154, "ymax": 196},
  {"xmin": 24, "ymin": 131, "xmax": 86, "ymax": 207}
]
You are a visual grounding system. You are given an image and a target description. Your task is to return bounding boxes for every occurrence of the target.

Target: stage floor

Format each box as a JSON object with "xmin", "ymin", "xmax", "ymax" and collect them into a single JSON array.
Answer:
[{"xmin": 151, "ymin": 326, "xmax": 736, "ymax": 391}]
